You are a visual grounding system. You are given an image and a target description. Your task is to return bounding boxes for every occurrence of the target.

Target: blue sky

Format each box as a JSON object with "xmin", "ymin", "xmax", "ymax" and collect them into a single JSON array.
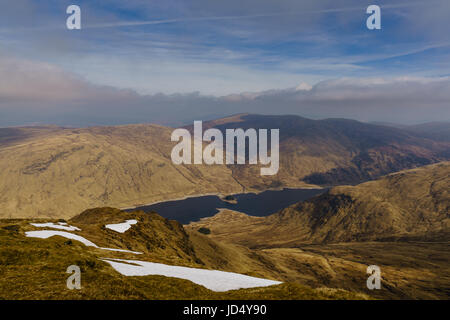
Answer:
[{"xmin": 0, "ymin": 0, "xmax": 449, "ymax": 126}]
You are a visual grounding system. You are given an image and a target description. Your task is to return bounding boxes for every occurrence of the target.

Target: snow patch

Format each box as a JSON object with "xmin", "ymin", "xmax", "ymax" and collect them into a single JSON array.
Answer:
[
  {"xmin": 26, "ymin": 230, "xmax": 96, "ymax": 246},
  {"xmin": 105, "ymin": 219, "xmax": 138, "ymax": 233},
  {"xmin": 25, "ymin": 230, "xmax": 142, "ymax": 254},
  {"xmin": 30, "ymin": 222, "xmax": 80, "ymax": 231},
  {"xmin": 102, "ymin": 258, "xmax": 282, "ymax": 292},
  {"xmin": 100, "ymin": 247, "xmax": 142, "ymax": 254}
]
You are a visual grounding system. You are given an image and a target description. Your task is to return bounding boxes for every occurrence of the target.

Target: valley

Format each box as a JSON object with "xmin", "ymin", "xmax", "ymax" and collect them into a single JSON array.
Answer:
[
  {"xmin": 186, "ymin": 162, "xmax": 450, "ymax": 299},
  {"xmin": 0, "ymin": 162, "xmax": 448, "ymax": 299},
  {"xmin": 0, "ymin": 115, "xmax": 448, "ymax": 300},
  {"xmin": 0, "ymin": 114, "xmax": 448, "ymax": 220},
  {"xmin": 2, "ymin": 0, "xmax": 449, "ymax": 305}
]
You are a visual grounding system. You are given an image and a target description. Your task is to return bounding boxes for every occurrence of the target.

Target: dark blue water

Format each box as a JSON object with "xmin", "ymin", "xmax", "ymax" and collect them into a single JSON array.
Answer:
[{"xmin": 129, "ymin": 188, "xmax": 325, "ymax": 224}]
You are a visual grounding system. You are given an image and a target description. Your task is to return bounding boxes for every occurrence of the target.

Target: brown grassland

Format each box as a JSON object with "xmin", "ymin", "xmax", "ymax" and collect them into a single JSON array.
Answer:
[
  {"xmin": 0, "ymin": 116, "xmax": 448, "ymax": 300},
  {"xmin": 0, "ymin": 216, "xmax": 367, "ymax": 300}
]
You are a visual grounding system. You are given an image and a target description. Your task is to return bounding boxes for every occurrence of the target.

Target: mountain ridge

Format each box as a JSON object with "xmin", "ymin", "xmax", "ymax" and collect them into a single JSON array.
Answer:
[
  {"xmin": 0, "ymin": 114, "xmax": 448, "ymax": 219},
  {"xmin": 187, "ymin": 161, "xmax": 450, "ymax": 246}
]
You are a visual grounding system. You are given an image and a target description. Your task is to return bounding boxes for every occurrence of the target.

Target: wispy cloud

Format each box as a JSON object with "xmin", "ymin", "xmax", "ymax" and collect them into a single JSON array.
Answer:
[{"xmin": 83, "ymin": 1, "xmax": 430, "ymax": 29}]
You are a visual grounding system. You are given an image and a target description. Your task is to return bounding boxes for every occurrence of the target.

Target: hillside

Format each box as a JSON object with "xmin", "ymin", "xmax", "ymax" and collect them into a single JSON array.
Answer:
[
  {"xmin": 0, "ymin": 125, "xmax": 246, "ymax": 219},
  {"xmin": 0, "ymin": 208, "xmax": 367, "ymax": 300},
  {"xmin": 2, "ymin": 161, "xmax": 449, "ymax": 300},
  {"xmin": 0, "ymin": 114, "xmax": 448, "ymax": 219},
  {"xmin": 268, "ymin": 161, "xmax": 449, "ymax": 244},
  {"xmin": 196, "ymin": 114, "xmax": 449, "ymax": 187},
  {"xmin": 188, "ymin": 162, "xmax": 450, "ymax": 246},
  {"xmin": 405, "ymin": 122, "xmax": 450, "ymax": 142},
  {"xmin": 186, "ymin": 162, "xmax": 450, "ymax": 299},
  {"xmin": 370, "ymin": 121, "xmax": 450, "ymax": 142}
]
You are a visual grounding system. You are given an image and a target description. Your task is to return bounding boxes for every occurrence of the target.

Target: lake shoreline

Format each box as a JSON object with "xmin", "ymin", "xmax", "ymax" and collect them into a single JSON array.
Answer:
[
  {"xmin": 125, "ymin": 187, "xmax": 327, "ymax": 224},
  {"xmin": 120, "ymin": 185, "xmax": 324, "ymax": 211}
]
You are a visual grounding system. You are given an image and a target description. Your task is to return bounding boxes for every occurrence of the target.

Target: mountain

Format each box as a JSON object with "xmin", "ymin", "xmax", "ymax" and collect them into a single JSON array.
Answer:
[
  {"xmin": 195, "ymin": 114, "xmax": 449, "ymax": 187},
  {"xmin": 404, "ymin": 122, "xmax": 450, "ymax": 142},
  {"xmin": 188, "ymin": 162, "xmax": 450, "ymax": 246},
  {"xmin": 0, "ymin": 125, "xmax": 246, "ymax": 219},
  {"xmin": 1, "ymin": 162, "xmax": 449, "ymax": 299},
  {"xmin": 0, "ymin": 114, "xmax": 448, "ymax": 219},
  {"xmin": 186, "ymin": 162, "xmax": 450, "ymax": 299},
  {"xmin": 369, "ymin": 121, "xmax": 450, "ymax": 142},
  {"xmin": 368, "ymin": 121, "xmax": 408, "ymax": 129}
]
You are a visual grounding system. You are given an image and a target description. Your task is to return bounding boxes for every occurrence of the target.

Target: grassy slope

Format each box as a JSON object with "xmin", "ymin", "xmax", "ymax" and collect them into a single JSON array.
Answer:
[
  {"xmin": 188, "ymin": 162, "xmax": 450, "ymax": 246},
  {"xmin": 187, "ymin": 225, "xmax": 450, "ymax": 300},
  {"xmin": 186, "ymin": 162, "xmax": 450, "ymax": 299},
  {"xmin": 0, "ymin": 125, "xmax": 246, "ymax": 219},
  {"xmin": 0, "ymin": 219, "xmax": 367, "ymax": 300}
]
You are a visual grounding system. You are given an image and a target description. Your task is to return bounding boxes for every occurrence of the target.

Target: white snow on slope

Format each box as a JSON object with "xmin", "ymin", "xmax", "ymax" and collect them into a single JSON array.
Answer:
[
  {"xmin": 102, "ymin": 258, "xmax": 282, "ymax": 292},
  {"xmin": 105, "ymin": 219, "xmax": 138, "ymax": 233},
  {"xmin": 100, "ymin": 247, "xmax": 142, "ymax": 254},
  {"xmin": 26, "ymin": 230, "xmax": 96, "ymax": 246},
  {"xmin": 25, "ymin": 230, "xmax": 142, "ymax": 254},
  {"xmin": 30, "ymin": 222, "xmax": 81, "ymax": 231}
]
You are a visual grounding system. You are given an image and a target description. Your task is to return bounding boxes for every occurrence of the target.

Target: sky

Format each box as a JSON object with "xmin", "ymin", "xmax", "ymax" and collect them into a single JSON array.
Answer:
[{"xmin": 0, "ymin": 0, "xmax": 449, "ymax": 126}]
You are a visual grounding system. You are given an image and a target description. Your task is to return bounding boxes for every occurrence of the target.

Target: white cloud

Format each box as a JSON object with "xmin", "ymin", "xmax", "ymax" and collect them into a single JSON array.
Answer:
[
  {"xmin": 1, "ymin": 56, "xmax": 449, "ymax": 126},
  {"xmin": 0, "ymin": 56, "xmax": 139, "ymax": 103},
  {"xmin": 295, "ymin": 82, "xmax": 313, "ymax": 91}
]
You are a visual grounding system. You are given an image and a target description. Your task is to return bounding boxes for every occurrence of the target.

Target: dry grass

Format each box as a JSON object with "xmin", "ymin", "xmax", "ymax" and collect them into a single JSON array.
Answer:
[
  {"xmin": 0, "ymin": 219, "xmax": 367, "ymax": 300},
  {"xmin": 186, "ymin": 163, "xmax": 450, "ymax": 299}
]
